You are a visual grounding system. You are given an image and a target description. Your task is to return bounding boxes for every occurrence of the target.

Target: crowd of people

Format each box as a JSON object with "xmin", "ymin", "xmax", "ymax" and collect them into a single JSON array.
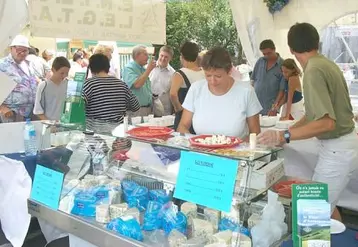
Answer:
[{"xmin": 0, "ymin": 23, "xmax": 358, "ymax": 220}]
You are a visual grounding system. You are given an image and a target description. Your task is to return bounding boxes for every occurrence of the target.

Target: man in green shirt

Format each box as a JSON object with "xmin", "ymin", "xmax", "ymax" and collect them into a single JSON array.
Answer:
[
  {"xmin": 122, "ymin": 45, "xmax": 156, "ymax": 117},
  {"xmin": 258, "ymin": 23, "xmax": 358, "ymax": 221}
]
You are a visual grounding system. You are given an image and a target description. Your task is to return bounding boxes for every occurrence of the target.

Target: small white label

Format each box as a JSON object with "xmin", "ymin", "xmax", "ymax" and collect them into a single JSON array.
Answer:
[{"xmin": 120, "ymin": 215, "xmax": 134, "ymax": 221}]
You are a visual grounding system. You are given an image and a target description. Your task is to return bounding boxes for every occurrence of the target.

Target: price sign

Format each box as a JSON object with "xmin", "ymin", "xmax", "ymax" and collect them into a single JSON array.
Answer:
[
  {"xmin": 174, "ymin": 151, "xmax": 239, "ymax": 212},
  {"xmin": 31, "ymin": 165, "xmax": 64, "ymax": 210}
]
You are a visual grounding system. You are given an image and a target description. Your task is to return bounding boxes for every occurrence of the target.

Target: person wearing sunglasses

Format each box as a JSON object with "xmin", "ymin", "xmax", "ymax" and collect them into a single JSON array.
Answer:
[{"xmin": 0, "ymin": 35, "xmax": 38, "ymax": 122}]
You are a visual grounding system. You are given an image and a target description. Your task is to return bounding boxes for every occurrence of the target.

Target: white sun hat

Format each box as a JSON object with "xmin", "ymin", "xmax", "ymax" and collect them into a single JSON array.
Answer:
[{"xmin": 10, "ymin": 35, "xmax": 30, "ymax": 48}]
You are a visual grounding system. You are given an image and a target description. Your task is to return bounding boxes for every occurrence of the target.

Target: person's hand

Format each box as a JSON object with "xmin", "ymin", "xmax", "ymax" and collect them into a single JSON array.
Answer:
[
  {"xmin": 258, "ymin": 130, "xmax": 284, "ymax": 147},
  {"xmin": 280, "ymin": 116, "xmax": 290, "ymax": 121},
  {"xmin": 146, "ymin": 59, "xmax": 157, "ymax": 73},
  {"xmin": 0, "ymin": 105, "xmax": 14, "ymax": 118},
  {"xmin": 268, "ymin": 110, "xmax": 278, "ymax": 116}
]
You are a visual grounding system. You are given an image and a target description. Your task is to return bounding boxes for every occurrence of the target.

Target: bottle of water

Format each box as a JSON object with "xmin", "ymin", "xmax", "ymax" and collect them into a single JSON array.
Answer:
[{"xmin": 24, "ymin": 119, "xmax": 38, "ymax": 156}]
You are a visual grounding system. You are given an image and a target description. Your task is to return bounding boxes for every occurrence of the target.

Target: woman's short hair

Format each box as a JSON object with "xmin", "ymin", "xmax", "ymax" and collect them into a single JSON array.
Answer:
[
  {"xmin": 201, "ymin": 47, "xmax": 232, "ymax": 72},
  {"xmin": 94, "ymin": 44, "xmax": 113, "ymax": 58},
  {"xmin": 73, "ymin": 51, "xmax": 83, "ymax": 62},
  {"xmin": 89, "ymin": 54, "xmax": 110, "ymax": 74},
  {"xmin": 52, "ymin": 56, "xmax": 71, "ymax": 71},
  {"xmin": 180, "ymin": 41, "xmax": 199, "ymax": 62}
]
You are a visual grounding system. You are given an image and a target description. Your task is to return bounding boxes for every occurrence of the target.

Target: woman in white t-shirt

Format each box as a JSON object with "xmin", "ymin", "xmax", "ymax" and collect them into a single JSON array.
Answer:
[
  {"xmin": 178, "ymin": 47, "xmax": 262, "ymax": 139},
  {"xmin": 170, "ymin": 41, "xmax": 205, "ymax": 132}
]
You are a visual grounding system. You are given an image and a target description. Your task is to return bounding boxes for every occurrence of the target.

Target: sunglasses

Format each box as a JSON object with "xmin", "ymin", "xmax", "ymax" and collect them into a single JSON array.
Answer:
[{"xmin": 13, "ymin": 46, "xmax": 29, "ymax": 54}]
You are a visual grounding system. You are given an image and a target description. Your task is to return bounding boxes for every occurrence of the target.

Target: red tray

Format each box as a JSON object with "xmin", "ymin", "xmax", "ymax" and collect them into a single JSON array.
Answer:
[
  {"xmin": 189, "ymin": 135, "xmax": 242, "ymax": 149},
  {"xmin": 272, "ymin": 179, "xmax": 309, "ymax": 198},
  {"xmin": 126, "ymin": 126, "xmax": 174, "ymax": 138}
]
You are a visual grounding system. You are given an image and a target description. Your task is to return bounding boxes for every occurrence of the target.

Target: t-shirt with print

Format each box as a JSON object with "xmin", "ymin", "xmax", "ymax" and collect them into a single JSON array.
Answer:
[
  {"xmin": 82, "ymin": 76, "xmax": 140, "ymax": 123},
  {"xmin": 303, "ymin": 54, "xmax": 355, "ymax": 139},
  {"xmin": 182, "ymin": 80, "xmax": 262, "ymax": 138},
  {"xmin": 33, "ymin": 79, "xmax": 68, "ymax": 120}
]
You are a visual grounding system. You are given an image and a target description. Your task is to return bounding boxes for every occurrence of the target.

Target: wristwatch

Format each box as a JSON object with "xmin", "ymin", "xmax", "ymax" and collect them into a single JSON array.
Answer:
[{"xmin": 283, "ymin": 130, "xmax": 291, "ymax": 144}]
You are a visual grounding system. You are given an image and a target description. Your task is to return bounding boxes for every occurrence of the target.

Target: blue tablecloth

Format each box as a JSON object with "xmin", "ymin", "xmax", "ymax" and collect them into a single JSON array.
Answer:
[
  {"xmin": 281, "ymin": 228, "xmax": 358, "ymax": 247},
  {"xmin": 3, "ymin": 152, "xmax": 37, "ymax": 181}
]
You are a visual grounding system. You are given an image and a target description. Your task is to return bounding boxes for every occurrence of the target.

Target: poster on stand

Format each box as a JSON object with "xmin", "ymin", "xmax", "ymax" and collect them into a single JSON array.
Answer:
[
  {"xmin": 292, "ymin": 183, "xmax": 330, "ymax": 247},
  {"xmin": 28, "ymin": 0, "xmax": 166, "ymax": 44}
]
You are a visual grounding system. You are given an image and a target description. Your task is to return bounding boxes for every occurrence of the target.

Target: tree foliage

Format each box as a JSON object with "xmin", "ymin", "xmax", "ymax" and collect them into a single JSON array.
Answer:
[{"xmin": 163, "ymin": 0, "xmax": 242, "ymax": 69}]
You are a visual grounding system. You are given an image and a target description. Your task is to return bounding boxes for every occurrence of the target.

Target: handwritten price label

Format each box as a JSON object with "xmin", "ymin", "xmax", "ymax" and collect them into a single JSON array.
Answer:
[{"xmin": 174, "ymin": 151, "xmax": 239, "ymax": 212}]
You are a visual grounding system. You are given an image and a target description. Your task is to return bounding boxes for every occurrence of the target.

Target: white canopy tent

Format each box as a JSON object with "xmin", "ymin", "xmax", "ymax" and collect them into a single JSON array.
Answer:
[{"xmin": 229, "ymin": 0, "xmax": 358, "ymax": 65}]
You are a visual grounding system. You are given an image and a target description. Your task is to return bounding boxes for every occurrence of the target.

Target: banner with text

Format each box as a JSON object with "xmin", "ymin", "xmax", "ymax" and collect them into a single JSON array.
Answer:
[{"xmin": 29, "ymin": 0, "xmax": 166, "ymax": 44}]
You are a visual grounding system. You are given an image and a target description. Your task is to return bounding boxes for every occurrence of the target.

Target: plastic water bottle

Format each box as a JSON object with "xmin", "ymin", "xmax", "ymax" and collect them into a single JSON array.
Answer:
[{"xmin": 24, "ymin": 119, "xmax": 38, "ymax": 156}]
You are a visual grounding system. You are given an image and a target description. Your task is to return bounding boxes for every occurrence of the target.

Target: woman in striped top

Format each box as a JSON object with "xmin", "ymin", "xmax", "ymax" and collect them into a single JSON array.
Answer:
[{"xmin": 82, "ymin": 54, "xmax": 140, "ymax": 131}]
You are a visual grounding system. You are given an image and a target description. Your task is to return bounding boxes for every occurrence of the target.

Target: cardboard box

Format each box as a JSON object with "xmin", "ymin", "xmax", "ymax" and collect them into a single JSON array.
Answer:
[{"xmin": 236, "ymin": 159, "xmax": 285, "ymax": 191}]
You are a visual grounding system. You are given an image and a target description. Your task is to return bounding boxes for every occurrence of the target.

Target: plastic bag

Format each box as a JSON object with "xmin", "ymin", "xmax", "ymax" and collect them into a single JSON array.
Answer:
[
  {"xmin": 143, "ymin": 201, "xmax": 164, "ymax": 231},
  {"xmin": 251, "ymin": 191, "xmax": 288, "ymax": 247},
  {"xmin": 153, "ymin": 97, "xmax": 165, "ymax": 117},
  {"xmin": 107, "ymin": 216, "xmax": 143, "ymax": 241},
  {"xmin": 162, "ymin": 202, "xmax": 187, "ymax": 236}
]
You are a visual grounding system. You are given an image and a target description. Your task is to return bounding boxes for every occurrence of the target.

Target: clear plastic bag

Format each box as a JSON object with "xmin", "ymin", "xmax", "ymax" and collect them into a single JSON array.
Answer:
[{"xmin": 251, "ymin": 191, "xmax": 288, "ymax": 247}]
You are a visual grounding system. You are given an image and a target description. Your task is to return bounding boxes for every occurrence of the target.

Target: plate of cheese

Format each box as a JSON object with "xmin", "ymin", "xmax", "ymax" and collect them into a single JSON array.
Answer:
[{"xmin": 189, "ymin": 134, "xmax": 243, "ymax": 148}]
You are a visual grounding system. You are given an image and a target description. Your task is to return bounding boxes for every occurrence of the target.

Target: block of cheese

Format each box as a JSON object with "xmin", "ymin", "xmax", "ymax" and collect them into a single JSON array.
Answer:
[
  {"xmin": 181, "ymin": 202, "xmax": 197, "ymax": 218},
  {"xmin": 109, "ymin": 180, "xmax": 122, "ymax": 188},
  {"xmin": 109, "ymin": 190, "xmax": 122, "ymax": 204},
  {"xmin": 192, "ymin": 218, "xmax": 214, "ymax": 238},
  {"xmin": 212, "ymin": 230, "xmax": 233, "ymax": 245},
  {"xmin": 96, "ymin": 204, "xmax": 110, "ymax": 224},
  {"xmin": 204, "ymin": 243, "xmax": 226, "ymax": 247},
  {"xmin": 204, "ymin": 208, "xmax": 221, "ymax": 231},
  {"xmin": 168, "ymin": 229, "xmax": 187, "ymax": 247},
  {"xmin": 180, "ymin": 236, "xmax": 207, "ymax": 247},
  {"xmin": 109, "ymin": 203, "xmax": 128, "ymax": 220},
  {"xmin": 123, "ymin": 207, "xmax": 140, "ymax": 224},
  {"xmin": 231, "ymin": 232, "xmax": 252, "ymax": 247}
]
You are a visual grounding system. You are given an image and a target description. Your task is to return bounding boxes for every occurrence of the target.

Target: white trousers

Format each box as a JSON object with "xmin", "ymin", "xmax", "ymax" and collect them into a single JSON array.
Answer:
[
  {"xmin": 280, "ymin": 100, "xmax": 305, "ymax": 120},
  {"xmin": 313, "ymin": 131, "xmax": 358, "ymax": 213}
]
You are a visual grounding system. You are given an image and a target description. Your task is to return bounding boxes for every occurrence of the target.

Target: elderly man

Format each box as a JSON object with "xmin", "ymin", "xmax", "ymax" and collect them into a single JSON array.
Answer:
[
  {"xmin": 149, "ymin": 45, "xmax": 175, "ymax": 116},
  {"xmin": 251, "ymin": 39, "xmax": 285, "ymax": 115},
  {"xmin": 122, "ymin": 45, "xmax": 156, "ymax": 117},
  {"xmin": 0, "ymin": 35, "xmax": 37, "ymax": 122}
]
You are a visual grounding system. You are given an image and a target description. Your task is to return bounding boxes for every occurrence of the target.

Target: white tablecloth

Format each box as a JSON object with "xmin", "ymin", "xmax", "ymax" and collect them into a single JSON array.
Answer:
[{"xmin": 283, "ymin": 138, "xmax": 358, "ymax": 211}]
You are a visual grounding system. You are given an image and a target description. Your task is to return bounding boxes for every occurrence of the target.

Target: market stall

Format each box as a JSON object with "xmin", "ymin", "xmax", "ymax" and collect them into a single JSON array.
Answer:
[
  {"xmin": 229, "ymin": 0, "xmax": 358, "ymax": 65},
  {"xmin": 27, "ymin": 121, "xmax": 288, "ymax": 247}
]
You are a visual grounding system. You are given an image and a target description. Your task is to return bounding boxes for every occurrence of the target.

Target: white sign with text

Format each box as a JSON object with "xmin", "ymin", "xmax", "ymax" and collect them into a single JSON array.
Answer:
[{"xmin": 29, "ymin": 0, "xmax": 166, "ymax": 44}]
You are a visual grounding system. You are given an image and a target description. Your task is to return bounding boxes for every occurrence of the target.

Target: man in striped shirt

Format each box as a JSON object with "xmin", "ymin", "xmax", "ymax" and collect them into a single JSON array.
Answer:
[{"xmin": 122, "ymin": 45, "xmax": 156, "ymax": 117}]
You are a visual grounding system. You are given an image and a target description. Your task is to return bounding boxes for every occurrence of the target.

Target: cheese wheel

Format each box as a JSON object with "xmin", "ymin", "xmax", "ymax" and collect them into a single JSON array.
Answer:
[
  {"xmin": 181, "ymin": 202, "xmax": 197, "ymax": 218},
  {"xmin": 192, "ymin": 218, "xmax": 214, "ymax": 238},
  {"xmin": 110, "ymin": 203, "xmax": 128, "ymax": 220}
]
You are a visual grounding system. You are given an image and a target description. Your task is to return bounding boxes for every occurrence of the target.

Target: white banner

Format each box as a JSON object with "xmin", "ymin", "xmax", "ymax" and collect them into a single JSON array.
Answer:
[{"xmin": 29, "ymin": 0, "xmax": 166, "ymax": 44}]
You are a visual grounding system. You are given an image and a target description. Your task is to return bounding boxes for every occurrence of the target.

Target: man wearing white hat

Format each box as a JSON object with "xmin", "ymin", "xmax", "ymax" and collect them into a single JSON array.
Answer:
[{"xmin": 0, "ymin": 34, "xmax": 37, "ymax": 122}]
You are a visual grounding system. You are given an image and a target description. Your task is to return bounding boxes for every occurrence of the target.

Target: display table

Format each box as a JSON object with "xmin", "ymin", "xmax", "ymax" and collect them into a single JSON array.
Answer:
[{"xmin": 281, "ymin": 228, "xmax": 358, "ymax": 246}]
